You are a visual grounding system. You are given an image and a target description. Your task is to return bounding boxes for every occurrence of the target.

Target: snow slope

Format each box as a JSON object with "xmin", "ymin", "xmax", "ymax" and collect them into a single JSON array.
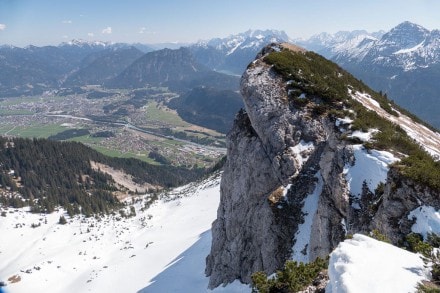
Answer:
[
  {"xmin": 328, "ymin": 234, "xmax": 429, "ymax": 293},
  {"xmin": 351, "ymin": 90, "xmax": 440, "ymax": 159},
  {"xmin": 409, "ymin": 206, "xmax": 440, "ymax": 239},
  {"xmin": 0, "ymin": 173, "xmax": 249, "ymax": 293},
  {"xmin": 343, "ymin": 145, "xmax": 398, "ymax": 206}
]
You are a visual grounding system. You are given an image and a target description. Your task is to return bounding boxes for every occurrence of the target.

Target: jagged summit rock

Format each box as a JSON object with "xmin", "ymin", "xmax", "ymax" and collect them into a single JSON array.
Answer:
[{"xmin": 206, "ymin": 43, "xmax": 440, "ymax": 288}]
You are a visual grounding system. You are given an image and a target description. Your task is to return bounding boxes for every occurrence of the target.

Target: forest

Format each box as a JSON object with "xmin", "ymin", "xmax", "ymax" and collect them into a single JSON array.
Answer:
[{"xmin": 0, "ymin": 137, "xmax": 206, "ymax": 216}]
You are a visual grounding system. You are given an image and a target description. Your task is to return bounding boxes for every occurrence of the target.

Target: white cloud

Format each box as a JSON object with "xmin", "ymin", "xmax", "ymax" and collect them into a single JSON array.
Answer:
[
  {"xmin": 62, "ymin": 20, "xmax": 72, "ymax": 24},
  {"xmin": 87, "ymin": 32, "xmax": 94, "ymax": 37},
  {"xmin": 0, "ymin": 24, "xmax": 6, "ymax": 31},
  {"xmin": 138, "ymin": 27, "xmax": 156, "ymax": 35},
  {"xmin": 101, "ymin": 27, "xmax": 112, "ymax": 34}
]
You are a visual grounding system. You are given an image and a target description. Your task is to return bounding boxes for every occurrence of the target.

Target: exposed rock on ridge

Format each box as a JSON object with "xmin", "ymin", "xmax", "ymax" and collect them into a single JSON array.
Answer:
[
  {"xmin": 206, "ymin": 43, "xmax": 440, "ymax": 289},
  {"xmin": 206, "ymin": 44, "xmax": 349, "ymax": 288}
]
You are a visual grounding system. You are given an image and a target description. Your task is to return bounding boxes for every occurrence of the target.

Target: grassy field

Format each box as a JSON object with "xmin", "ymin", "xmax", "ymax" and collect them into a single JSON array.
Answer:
[
  {"xmin": 0, "ymin": 109, "xmax": 35, "ymax": 116},
  {"xmin": 144, "ymin": 101, "xmax": 190, "ymax": 127},
  {"xmin": 88, "ymin": 145, "xmax": 160, "ymax": 165},
  {"xmin": 0, "ymin": 124, "xmax": 68, "ymax": 138},
  {"xmin": 0, "ymin": 95, "xmax": 67, "ymax": 106}
]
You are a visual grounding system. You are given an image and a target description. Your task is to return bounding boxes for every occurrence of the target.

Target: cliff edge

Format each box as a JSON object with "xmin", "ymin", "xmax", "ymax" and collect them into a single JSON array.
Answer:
[{"xmin": 206, "ymin": 43, "xmax": 440, "ymax": 288}]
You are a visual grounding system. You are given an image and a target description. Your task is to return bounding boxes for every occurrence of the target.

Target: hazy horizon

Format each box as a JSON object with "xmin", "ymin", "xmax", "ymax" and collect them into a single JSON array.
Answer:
[{"xmin": 1, "ymin": 0, "xmax": 440, "ymax": 47}]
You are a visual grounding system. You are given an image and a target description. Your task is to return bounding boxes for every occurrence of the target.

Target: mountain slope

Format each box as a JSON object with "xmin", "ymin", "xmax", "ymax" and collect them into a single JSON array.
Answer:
[
  {"xmin": 300, "ymin": 22, "xmax": 440, "ymax": 129},
  {"xmin": 0, "ymin": 137, "xmax": 205, "ymax": 215},
  {"xmin": 63, "ymin": 46, "xmax": 145, "ymax": 86},
  {"xmin": 108, "ymin": 47, "xmax": 239, "ymax": 91},
  {"xmin": 0, "ymin": 41, "xmax": 110, "ymax": 96},
  {"xmin": 206, "ymin": 43, "xmax": 440, "ymax": 289},
  {"xmin": 168, "ymin": 87, "xmax": 244, "ymax": 134},
  {"xmin": 0, "ymin": 173, "xmax": 248, "ymax": 292}
]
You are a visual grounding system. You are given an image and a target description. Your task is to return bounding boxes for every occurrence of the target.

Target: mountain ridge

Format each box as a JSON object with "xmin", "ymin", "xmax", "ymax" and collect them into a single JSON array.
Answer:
[
  {"xmin": 206, "ymin": 43, "xmax": 440, "ymax": 289},
  {"xmin": 297, "ymin": 21, "xmax": 440, "ymax": 129}
]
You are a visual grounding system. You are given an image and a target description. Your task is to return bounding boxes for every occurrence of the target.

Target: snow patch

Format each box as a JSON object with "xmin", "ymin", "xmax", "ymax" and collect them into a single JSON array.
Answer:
[
  {"xmin": 291, "ymin": 172, "xmax": 322, "ymax": 262},
  {"xmin": 347, "ymin": 129, "xmax": 378, "ymax": 142},
  {"xmin": 290, "ymin": 140, "xmax": 315, "ymax": 171},
  {"xmin": 328, "ymin": 234, "xmax": 429, "ymax": 293},
  {"xmin": 344, "ymin": 145, "xmax": 399, "ymax": 207},
  {"xmin": 408, "ymin": 205, "xmax": 440, "ymax": 239},
  {"xmin": 352, "ymin": 91, "xmax": 380, "ymax": 108},
  {"xmin": 393, "ymin": 41, "xmax": 425, "ymax": 55},
  {"xmin": 335, "ymin": 117, "xmax": 353, "ymax": 128},
  {"xmin": 351, "ymin": 90, "xmax": 440, "ymax": 160}
]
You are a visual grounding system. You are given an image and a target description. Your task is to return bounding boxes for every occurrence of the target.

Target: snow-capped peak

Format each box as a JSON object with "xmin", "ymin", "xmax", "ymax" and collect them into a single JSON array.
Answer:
[
  {"xmin": 299, "ymin": 21, "xmax": 440, "ymax": 71},
  {"xmin": 194, "ymin": 29, "xmax": 289, "ymax": 54},
  {"xmin": 60, "ymin": 39, "xmax": 110, "ymax": 48}
]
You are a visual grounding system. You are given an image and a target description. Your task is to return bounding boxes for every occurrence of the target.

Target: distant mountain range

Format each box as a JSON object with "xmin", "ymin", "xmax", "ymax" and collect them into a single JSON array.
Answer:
[
  {"xmin": 1, "ymin": 24, "xmax": 439, "ymax": 129},
  {"xmin": 64, "ymin": 46, "xmax": 145, "ymax": 86},
  {"xmin": 189, "ymin": 29, "xmax": 289, "ymax": 75},
  {"xmin": 107, "ymin": 47, "xmax": 239, "ymax": 92},
  {"xmin": 297, "ymin": 21, "xmax": 440, "ymax": 129}
]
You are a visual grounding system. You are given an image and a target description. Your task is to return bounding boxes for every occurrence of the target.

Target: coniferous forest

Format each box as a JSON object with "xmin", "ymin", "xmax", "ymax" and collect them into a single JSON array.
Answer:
[{"xmin": 0, "ymin": 137, "xmax": 206, "ymax": 216}]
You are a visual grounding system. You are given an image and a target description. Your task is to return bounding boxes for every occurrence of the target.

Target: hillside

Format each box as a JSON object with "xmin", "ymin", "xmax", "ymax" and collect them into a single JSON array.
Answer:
[
  {"xmin": 0, "ymin": 173, "xmax": 248, "ymax": 292},
  {"xmin": 206, "ymin": 43, "xmax": 440, "ymax": 290},
  {"xmin": 107, "ymin": 47, "xmax": 240, "ymax": 92},
  {"xmin": 63, "ymin": 46, "xmax": 145, "ymax": 86},
  {"xmin": 0, "ymin": 137, "xmax": 205, "ymax": 216},
  {"xmin": 0, "ymin": 41, "xmax": 108, "ymax": 96},
  {"xmin": 167, "ymin": 87, "xmax": 244, "ymax": 134}
]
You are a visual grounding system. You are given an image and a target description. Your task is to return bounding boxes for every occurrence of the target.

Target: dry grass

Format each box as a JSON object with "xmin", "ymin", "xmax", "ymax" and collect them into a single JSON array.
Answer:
[
  {"xmin": 268, "ymin": 187, "xmax": 284, "ymax": 204},
  {"xmin": 8, "ymin": 274, "xmax": 21, "ymax": 283},
  {"xmin": 280, "ymin": 43, "xmax": 307, "ymax": 53},
  {"xmin": 90, "ymin": 161, "xmax": 160, "ymax": 197}
]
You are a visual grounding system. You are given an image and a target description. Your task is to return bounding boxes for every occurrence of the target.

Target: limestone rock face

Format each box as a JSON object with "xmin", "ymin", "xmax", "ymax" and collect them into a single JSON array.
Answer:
[
  {"xmin": 372, "ymin": 169, "xmax": 440, "ymax": 244},
  {"xmin": 206, "ymin": 45, "xmax": 349, "ymax": 288},
  {"xmin": 205, "ymin": 43, "xmax": 440, "ymax": 289}
]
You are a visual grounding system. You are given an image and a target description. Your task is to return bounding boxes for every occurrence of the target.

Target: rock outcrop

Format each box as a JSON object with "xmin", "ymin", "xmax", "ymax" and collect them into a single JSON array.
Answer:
[
  {"xmin": 206, "ymin": 43, "xmax": 440, "ymax": 288},
  {"xmin": 206, "ymin": 44, "xmax": 349, "ymax": 288}
]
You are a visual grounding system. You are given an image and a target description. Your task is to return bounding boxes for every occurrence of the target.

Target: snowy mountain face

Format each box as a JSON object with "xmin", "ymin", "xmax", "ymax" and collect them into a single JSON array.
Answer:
[
  {"xmin": 299, "ymin": 21, "xmax": 440, "ymax": 70},
  {"xmin": 298, "ymin": 21, "xmax": 440, "ymax": 129},
  {"xmin": 295, "ymin": 30, "xmax": 383, "ymax": 60},
  {"xmin": 202, "ymin": 29, "xmax": 289, "ymax": 55},
  {"xmin": 189, "ymin": 29, "xmax": 289, "ymax": 75}
]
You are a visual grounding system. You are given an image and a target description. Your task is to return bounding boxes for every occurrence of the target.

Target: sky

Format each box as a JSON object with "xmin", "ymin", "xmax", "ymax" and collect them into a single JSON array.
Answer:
[{"xmin": 0, "ymin": 0, "xmax": 439, "ymax": 47}]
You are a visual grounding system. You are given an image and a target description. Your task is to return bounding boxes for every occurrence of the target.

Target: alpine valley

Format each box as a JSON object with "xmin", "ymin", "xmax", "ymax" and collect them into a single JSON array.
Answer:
[{"xmin": 0, "ymin": 24, "xmax": 440, "ymax": 293}]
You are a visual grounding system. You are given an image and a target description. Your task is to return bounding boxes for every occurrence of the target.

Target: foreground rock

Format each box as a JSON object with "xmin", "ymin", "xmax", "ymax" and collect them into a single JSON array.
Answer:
[{"xmin": 206, "ymin": 43, "xmax": 440, "ymax": 288}]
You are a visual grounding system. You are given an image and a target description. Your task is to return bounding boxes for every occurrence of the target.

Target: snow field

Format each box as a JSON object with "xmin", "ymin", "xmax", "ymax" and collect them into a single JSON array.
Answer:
[
  {"xmin": 0, "ymin": 174, "xmax": 249, "ymax": 292},
  {"xmin": 343, "ymin": 145, "xmax": 399, "ymax": 207},
  {"xmin": 328, "ymin": 234, "xmax": 429, "ymax": 293}
]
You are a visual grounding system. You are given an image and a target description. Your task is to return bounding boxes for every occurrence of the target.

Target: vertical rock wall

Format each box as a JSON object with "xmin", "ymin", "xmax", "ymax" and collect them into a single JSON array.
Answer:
[{"xmin": 206, "ymin": 49, "xmax": 349, "ymax": 288}]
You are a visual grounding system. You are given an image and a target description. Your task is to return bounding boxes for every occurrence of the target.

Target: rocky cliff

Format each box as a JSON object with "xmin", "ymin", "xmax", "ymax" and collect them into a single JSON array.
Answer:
[{"xmin": 206, "ymin": 43, "xmax": 440, "ymax": 288}]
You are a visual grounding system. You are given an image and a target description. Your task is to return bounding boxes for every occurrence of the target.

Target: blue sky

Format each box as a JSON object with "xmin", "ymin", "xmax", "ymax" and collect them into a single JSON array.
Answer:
[{"xmin": 0, "ymin": 0, "xmax": 439, "ymax": 46}]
